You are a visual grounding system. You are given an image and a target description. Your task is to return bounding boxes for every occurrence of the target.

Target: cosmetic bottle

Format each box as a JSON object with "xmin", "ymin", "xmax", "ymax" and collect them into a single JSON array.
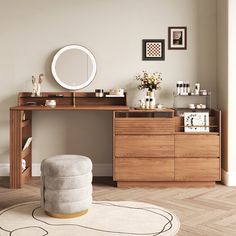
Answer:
[
  {"xmin": 95, "ymin": 89, "xmax": 104, "ymax": 97},
  {"xmin": 186, "ymin": 82, "xmax": 190, "ymax": 94},
  {"xmin": 150, "ymin": 97, "xmax": 156, "ymax": 109},
  {"xmin": 195, "ymin": 83, "xmax": 200, "ymax": 95},
  {"xmin": 177, "ymin": 81, "xmax": 183, "ymax": 95},
  {"xmin": 145, "ymin": 97, "xmax": 150, "ymax": 109}
]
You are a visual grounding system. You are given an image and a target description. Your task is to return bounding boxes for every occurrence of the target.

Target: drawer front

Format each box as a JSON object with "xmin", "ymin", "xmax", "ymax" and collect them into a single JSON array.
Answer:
[
  {"xmin": 175, "ymin": 135, "xmax": 219, "ymax": 157},
  {"xmin": 114, "ymin": 158, "xmax": 174, "ymax": 181},
  {"xmin": 115, "ymin": 135, "xmax": 174, "ymax": 157},
  {"xmin": 175, "ymin": 158, "xmax": 220, "ymax": 181},
  {"xmin": 115, "ymin": 118, "xmax": 174, "ymax": 134}
]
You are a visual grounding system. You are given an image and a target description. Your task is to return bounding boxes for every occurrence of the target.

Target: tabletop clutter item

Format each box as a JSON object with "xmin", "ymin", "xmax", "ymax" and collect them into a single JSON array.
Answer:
[
  {"xmin": 108, "ymin": 88, "xmax": 124, "ymax": 96},
  {"xmin": 95, "ymin": 89, "xmax": 104, "ymax": 97},
  {"xmin": 31, "ymin": 74, "xmax": 44, "ymax": 97},
  {"xmin": 176, "ymin": 81, "xmax": 190, "ymax": 95},
  {"xmin": 196, "ymin": 104, "xmax": 206, "ymax": 109},
  {"xmin": 139, "ymin": 99, "xmax": 145, "ymax": 109},
  {"xmin": 136, "ymin": 71, "xmax": 162, "ymax": 109},
  {"xmin": 194, "ymin": 83, "xmax": 200, "ymax": 95},
  {"xmin": 199, "ymin": 90, "xmax": 208, "ymax": 96},
  {"xmin": 189, "ymin": 103, "xmax": 195, "ymax": 109},
  {"xmin": 45, "ymin": 100, "xmax": 56, "ymax": 108},
  {"xmin": 176, "ymin": 81, "xmax": 210, "ymax": 96},
  {"xmin": 21, "ymin": 159, "xmax": 26, "ymax": 172}
]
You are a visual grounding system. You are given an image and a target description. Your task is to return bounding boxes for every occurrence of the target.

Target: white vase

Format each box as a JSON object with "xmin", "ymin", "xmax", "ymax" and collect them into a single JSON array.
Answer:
[{"xmin": 146, "ymin": 91, "xmax": 154, "ymax": 97}]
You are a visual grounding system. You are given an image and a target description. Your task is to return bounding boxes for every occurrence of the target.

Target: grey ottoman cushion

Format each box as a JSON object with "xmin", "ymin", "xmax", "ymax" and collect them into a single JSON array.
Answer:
[
  {"xmin": 44, "ymin": 185, "xmax": 93, "ymax": 202},
  {"xmin": 41, "ymin": 155, "xmax": 92, "ymax": 177},
  {"xmin": 41, "ymin": 155, "xmax": 93, "ymax": 215},
  {"xmin": 44, "ymin": 172, "xmax": 92, "ymax": 190}
]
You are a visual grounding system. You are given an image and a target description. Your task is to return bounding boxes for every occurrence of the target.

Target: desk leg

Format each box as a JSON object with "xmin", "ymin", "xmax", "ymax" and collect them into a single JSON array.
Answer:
[
  {"xmin": 10, "ymin": 110, "xmax": 32, "ymax": 188},
  {"xmin": 10, "ymin": 110, "xmax": 22, "ymax": 188}
]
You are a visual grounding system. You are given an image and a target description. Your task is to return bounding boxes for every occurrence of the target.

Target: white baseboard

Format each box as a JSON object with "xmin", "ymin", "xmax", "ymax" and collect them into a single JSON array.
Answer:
[
  {"xmin": 0, "ymin": 163, "xmax": 112, "ymax": 177},
  {"xmin": 0, "ymin": 164, "xmax": 10, "ymax": 176},
  {"xmin": 222, "ymin": 169, "xmax": 236, "ymax": 186}
]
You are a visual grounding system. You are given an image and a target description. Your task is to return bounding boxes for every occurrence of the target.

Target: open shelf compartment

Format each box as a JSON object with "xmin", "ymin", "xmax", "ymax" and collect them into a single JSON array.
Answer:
[
  {"xmin": 18, "ymin": 92, "xmax": 128, "ymax": 107},
  {"xmin": 174, "ymin": 109, "xmax": 221, "ymax": 133}
]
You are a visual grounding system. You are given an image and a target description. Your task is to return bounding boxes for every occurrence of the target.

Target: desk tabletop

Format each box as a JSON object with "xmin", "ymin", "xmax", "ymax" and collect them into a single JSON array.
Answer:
[{"xmin": 10, "ymin": 105, "xmax": 129, "ymax": 111}]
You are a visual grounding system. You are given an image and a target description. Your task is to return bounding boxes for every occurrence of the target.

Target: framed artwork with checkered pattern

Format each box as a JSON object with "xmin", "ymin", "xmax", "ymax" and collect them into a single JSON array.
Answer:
[{"xmin": 142, "ymin": 39, "xmax": 165, "ymax": 61}]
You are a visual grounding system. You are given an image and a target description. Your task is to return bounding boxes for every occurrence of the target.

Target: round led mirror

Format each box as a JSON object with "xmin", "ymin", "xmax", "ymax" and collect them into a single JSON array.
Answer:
[{"xmin": 51, "ymin": 45, "xmax": 96, "ymax": 90}]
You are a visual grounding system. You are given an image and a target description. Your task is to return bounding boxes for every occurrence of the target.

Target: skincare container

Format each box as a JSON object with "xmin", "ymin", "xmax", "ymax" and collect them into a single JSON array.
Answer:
[{"xmin": 95, "ymin": 89, "xmax": 104, "ymax": 97}]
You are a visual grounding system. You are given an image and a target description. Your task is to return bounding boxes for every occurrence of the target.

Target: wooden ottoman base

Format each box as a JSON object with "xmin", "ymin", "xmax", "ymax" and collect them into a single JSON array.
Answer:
[{"xmin": 45, "ymin": 209, "xmax": 88, "ymax": 218}]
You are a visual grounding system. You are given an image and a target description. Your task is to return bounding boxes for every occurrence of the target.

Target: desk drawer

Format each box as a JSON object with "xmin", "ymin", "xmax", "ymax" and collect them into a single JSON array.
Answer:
[
  {"xmin": 115, "ymin": 158, "xmax": 174, "ymax": 181},
  {"xmin": 175, "ymin": 158, "xmax": 220, "ymax": 181},
  {"xmin": 175, "ymin": 135, "xmax": 219, "ymax": 158},
  {"xmin": 115, "ymin": 135, "xmax": 174, "ymax": 157},
  {"xmin": 115, "ymin": 118, "xmax": 174, "ymax": 134}
]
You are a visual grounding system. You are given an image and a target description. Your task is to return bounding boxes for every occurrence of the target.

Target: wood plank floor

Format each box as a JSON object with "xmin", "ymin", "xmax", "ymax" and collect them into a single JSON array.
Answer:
[{"xmin": 1, "ymin": 177, "xmax": 236, "ymax": 236}]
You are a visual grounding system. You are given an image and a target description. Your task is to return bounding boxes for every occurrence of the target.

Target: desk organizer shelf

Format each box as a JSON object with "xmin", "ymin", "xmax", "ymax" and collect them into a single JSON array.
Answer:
[
  {"xmin": 17, "ymin": 92, "xmax": 127, "ymax": 107},
  {"xmin": 173, "ymin": 93, "xmax": 211, "ymax": 110}
]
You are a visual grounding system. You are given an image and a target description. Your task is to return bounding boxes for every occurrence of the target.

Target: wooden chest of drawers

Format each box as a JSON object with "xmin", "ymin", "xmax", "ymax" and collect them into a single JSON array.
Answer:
[{"xmin": 113, "ymin": 109, "xmax": 221, "ymax": 187}]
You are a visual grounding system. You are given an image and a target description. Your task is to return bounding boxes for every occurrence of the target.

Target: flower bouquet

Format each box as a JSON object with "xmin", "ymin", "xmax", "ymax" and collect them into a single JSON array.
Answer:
[{"xmin": 136, "ymin": 71, "xmax": 162, "ymax": 92}]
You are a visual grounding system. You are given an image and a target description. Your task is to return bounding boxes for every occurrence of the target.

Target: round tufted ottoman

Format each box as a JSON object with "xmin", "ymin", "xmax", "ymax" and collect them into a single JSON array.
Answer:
[{"xmin": 40, "ymin": 155, "xmax": 93, "ymax": 218}]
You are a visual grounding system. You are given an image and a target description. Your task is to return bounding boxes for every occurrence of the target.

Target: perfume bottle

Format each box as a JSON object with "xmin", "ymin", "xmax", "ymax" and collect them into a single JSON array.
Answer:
[
  {"xmin": 195, "ymin": 83, "xmax": 200, "ymax": 95},
  {"xmin": 176, "ymin": 81, "xmax": 183, "ymax": 95},
  {"xmin": 150, "ymin": 97, "xmax": 156, "ymax": 109},
  {"xmin": 145, "ymin": 97, "xmax": 150, "ymax": 109}
]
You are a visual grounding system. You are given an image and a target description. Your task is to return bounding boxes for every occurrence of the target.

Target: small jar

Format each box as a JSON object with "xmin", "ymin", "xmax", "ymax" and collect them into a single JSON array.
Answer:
[
  {"xmin": 199, "ymin": 90, "xmax": 207, "ymax": 96},
  {"xmin": 95, "ymin": 89, "xmax": 104, "ymax": 97},
  {"xmin": 45, "ymin": 100, "xmax": 56, "ymax": 108},
  {"xmin": 189, "ymin": 103, "xmax": 195, "ymax": 109}
]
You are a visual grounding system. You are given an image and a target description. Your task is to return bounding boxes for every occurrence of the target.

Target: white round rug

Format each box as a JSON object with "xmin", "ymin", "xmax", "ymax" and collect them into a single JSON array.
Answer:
[{"xmin": 0, "ymin": 201, "xmax": 180, "ymax": 236}]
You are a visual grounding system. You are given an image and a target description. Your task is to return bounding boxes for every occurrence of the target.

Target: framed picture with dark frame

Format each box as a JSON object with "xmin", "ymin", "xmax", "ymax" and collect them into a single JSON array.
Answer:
[
  {"xmin": 142, "ymin": 39, "xmax": 165, "ymax": 60},
  {"xmin": 168, "ymin": 27, "xmax": 187, "ymax": 50}
]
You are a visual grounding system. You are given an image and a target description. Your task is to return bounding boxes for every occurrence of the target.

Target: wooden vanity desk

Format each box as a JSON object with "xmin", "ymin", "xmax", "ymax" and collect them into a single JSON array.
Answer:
[
  {"xmin": 10, "ymin": 92, "xmax": 221, "ymax": 188},
  {"xmin": 10, "ymin": 92, "xmax": 128, "ymax": 188}
]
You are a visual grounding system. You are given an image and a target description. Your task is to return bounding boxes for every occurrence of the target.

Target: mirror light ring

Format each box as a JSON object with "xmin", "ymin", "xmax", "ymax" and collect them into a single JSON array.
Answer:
[{"xmin": 51, "ymin": 45, "xmax": 97, "ymax": 90}]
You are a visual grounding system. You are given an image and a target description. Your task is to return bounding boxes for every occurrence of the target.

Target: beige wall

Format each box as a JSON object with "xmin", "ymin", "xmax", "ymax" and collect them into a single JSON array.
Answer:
[
  {"xmin": 0, "ymin": 0, "xmax": 217, "ymax": 170},
  {"xmin": 216, "ymin": 0, "xmax": 228, "ymax": 171},
  {"xmin": 228, "ymin": 0, "xmax": 236, "ymax": 173},
  {"xmin": 216, "ymin": 0, "xmax": 236, "ymax": 185},
  {"xmin": 217, "ymin": 0, "xmax": 236, "ymax": 175}
]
